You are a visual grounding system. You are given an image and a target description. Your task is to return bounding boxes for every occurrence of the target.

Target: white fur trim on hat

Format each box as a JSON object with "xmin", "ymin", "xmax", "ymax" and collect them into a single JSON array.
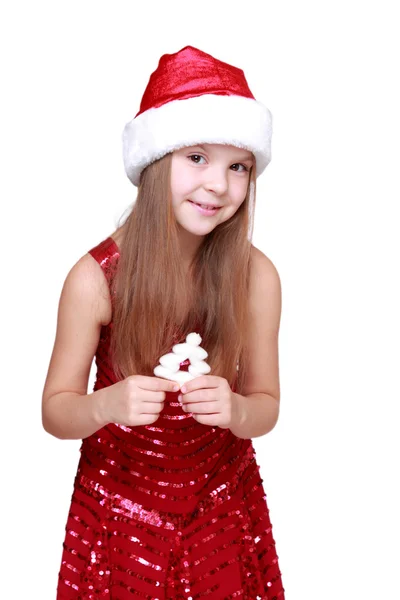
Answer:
[{"xmin": 122, "ymin": 94, "xmax": 272, "ymax": 186}]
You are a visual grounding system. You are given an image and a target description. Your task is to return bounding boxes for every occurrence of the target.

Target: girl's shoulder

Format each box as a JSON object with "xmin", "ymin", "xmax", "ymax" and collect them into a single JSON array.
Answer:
[
  {"xmin": 72, "ymin": 251, "xmax": 111, "ymax": 328},
  {"xmin": 83, "ymin": 228, "xmax": 124, "ymax": 327},
  {"xmin": 82, "ymin": 223, "xmax": 130, "ymax": 326},
  {"xmin": 250, "ymin": 244, "xmax": 279, "ymax": 275},
  {"xmin": 249, "ymin": 244, "xmax": 281, "ymax": 305},
  {"xmin": 242, "ymin": 244, "xmax": 281, "ymax": 400}
]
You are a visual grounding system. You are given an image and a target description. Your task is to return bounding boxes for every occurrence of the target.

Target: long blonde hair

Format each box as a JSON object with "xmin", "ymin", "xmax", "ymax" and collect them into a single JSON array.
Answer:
[{"xmin": 110, "ymin": 151, "xmax": 257, "ymax": 394}]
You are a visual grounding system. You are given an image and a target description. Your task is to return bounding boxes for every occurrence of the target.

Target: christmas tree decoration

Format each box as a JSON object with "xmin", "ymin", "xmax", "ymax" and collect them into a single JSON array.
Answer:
[{"xmin": 153, "ymin": 332, "xmax": 211, "ymax": 386}]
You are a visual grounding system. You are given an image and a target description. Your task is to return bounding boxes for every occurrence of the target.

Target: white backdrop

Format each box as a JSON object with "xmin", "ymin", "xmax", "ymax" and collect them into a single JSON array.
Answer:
[{"xmin": 2, "ymin": 1, "xmax": 399, "ymax": 598}]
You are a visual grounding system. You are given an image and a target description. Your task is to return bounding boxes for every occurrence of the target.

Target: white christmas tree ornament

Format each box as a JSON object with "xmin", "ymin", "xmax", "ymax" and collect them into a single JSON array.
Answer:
[{"xmin": 153, "ymin": 332, "xmax": 211, "ymax": 387}]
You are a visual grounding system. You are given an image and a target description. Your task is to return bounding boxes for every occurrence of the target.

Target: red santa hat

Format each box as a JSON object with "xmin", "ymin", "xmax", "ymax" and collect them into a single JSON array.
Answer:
[{"xmin": 123, "ymin": 45, "xmax": 273, "ymax": 187}]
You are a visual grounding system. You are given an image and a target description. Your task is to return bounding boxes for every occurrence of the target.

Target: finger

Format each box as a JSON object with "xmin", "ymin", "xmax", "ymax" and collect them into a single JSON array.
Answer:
[
  {"xmin": 135, "ymin": 413, "xmax": 160, "ymax": 426},
  {"xmin": 140, "ymin": 402, "xmax": 165, "ymax": 414},
  {"xmin": 141, "ymin": 390, "xmax": 167, "ymax": 403},
  {"xmin": 181, "ymin": 375, "xmax": 221, "ymax": 394},
  {"xmin": 136, "ymin": 376, "xmax": 180, "ymax": 393},
  {"xmin": 180, "ymin": 389, "xmax": 214, "ymax": 404},
  {"xmin": 192, "ymin": 413, "xmax": 220, "ymax": 426},
  {"xmin": 183, "ymin": 402, "xmax": 220, "ymax": 414}
]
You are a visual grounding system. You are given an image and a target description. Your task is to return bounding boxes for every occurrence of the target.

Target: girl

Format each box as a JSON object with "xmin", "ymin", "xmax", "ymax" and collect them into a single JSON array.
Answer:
[{"xmin": 42, "ymin": 45, "xmax": 285, "ymax": 599}]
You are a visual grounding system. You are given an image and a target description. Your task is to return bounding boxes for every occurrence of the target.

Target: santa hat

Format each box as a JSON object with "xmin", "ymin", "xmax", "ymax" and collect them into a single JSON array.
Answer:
[{"xmin": 122, "ymin": 45, "xmax": 273, "ymax": 187}]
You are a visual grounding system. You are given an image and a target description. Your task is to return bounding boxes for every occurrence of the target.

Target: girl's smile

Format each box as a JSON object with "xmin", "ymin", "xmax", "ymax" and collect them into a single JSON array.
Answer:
[{"xmin": 187, "ymin": 199, "xmax": 222, "ymax": 216}]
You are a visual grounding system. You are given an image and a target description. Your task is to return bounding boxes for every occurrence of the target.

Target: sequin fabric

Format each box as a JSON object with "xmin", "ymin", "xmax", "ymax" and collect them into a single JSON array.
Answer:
[{"xmin": 56, "ymin": 237, "xmax": 285, "ymax": 599}]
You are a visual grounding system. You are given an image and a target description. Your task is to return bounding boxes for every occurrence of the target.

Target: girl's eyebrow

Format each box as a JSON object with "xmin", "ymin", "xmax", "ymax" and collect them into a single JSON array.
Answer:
[
  {"xmin": 237, "ymin": 155, "xmax": 254, "ymax": 163},
  {"xmin": 189, "ymin": 144, "xmax": 254, "ymax": 163}
]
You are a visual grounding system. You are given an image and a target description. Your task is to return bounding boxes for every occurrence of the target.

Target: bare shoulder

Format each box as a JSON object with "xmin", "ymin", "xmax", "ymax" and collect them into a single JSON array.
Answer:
[
  {"xmin": 249, "ymin": 245, "xmax": 282, "ymax": 328},
  {"xmin": 250, "ymin": 244, "xmax": 280, "ymax": 274},
  {"xmin": 77, "ymin": 251, "xmax": 113, "ymax": 326},
  {"xmin": 241, "ymin": 245, "xmax": 282, "ymax": 399},
  {"xmin": 41, "ymin": 251, "xmax": 111, "ymax": 405}
]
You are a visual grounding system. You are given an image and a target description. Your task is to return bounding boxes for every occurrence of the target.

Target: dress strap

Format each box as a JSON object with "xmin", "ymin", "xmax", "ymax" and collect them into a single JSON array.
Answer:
[{"xmin": 88, "ymin": 237, "xmax": 120, "ymax": 286}]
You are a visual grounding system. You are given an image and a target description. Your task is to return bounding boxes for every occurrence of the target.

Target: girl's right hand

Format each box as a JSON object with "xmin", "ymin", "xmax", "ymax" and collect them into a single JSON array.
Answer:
[{"xmin": 98, "ymin": 375, "xmax": 179, "ymax": 427}]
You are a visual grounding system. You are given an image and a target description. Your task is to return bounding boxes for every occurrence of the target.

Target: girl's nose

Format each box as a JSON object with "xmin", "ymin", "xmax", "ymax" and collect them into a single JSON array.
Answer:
[{"xmin": 204, "ymin": 169, "xmax": 229, "ymax": 196}]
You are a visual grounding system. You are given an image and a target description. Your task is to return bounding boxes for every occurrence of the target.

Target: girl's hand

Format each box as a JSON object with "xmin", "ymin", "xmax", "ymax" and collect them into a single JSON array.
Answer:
[
  {"xmin": 99, "ymin": 375, "xmax": 179, "ymax": 427},
  {"xmin": 178, "ymin": 375, "xmax": 242, "ymax": 429}
]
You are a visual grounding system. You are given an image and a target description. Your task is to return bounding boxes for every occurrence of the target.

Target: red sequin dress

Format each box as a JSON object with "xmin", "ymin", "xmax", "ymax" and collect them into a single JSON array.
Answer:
[{"xmin": 57, "ymin": 237, "xmax": 285, "ymax": 600}]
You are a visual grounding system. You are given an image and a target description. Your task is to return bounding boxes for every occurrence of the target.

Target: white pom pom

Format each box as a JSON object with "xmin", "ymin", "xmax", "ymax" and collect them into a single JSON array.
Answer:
[
  {"xmin": 159, "ymin": 353, "xmax": 181, "ymax": 372},
  {"xmin": 186, "ymin": 332, "xmax": 202, "ymax": 346},
  {"xmin": 153, "ymin": 331, "xmax": 210, "ymax": 386},
  {"xmin": 188, "ymin": 360, "xmax": 211, "ymax": 376},
  {"xmin": 172, "ymin": 343, "xmax": 190, "ymax": 356},
  {"xmin": 153, "ymin": 366, "xmax": 196, "ymax": 385},
  {"xmin": 187, "ymin": 346, "xmax": 208, "ymax": 361}
]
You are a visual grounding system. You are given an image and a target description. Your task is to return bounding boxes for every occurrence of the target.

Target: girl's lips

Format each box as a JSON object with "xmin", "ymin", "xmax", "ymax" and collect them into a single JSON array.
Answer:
[{"xmin": 187, "ymin": 200, "xmax": 221, "ymax": 215}]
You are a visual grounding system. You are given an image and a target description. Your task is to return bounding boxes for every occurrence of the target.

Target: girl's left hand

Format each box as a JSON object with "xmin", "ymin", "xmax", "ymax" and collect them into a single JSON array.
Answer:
[{"xmin": 178, "ymin": 375, "xmax": 242, "ymax": 429}]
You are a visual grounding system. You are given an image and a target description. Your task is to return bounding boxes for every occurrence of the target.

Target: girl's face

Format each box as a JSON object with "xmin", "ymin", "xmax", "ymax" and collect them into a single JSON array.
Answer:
[{"xmin": 170, "ymin": 143, "xmax": 254, "ymax": 240}]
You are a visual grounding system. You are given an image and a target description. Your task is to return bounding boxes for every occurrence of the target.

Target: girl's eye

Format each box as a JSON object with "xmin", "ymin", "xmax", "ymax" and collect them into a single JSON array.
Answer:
[
  {"xmin": 188, "ymin": 155, "xmax": 249, "ymax": 172},
  {"xmin": 231, "ymin": 163, "xmax": 249, "ymax": 173},
  {"xmin": 189, "ymin": 154, "xmax": 206, "ymax": 165}
]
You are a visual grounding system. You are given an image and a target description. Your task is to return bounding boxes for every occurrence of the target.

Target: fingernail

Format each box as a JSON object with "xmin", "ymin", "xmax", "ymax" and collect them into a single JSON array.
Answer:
[
  {"xmin": 173, "ymin": 385, "xmax": 179, "ymax": 392},
  {"xmin": 181, "ymin": 386, "xmax": 187, "ymax": 393},
  {"xmin": 178, "ymin": 394, "xmax": 182, "ymax": 402}
]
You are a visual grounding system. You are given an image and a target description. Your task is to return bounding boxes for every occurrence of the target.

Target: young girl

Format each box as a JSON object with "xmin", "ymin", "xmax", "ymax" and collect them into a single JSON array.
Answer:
[{"xmin": 42, "ymin": 45, "xmax": 285, "ymax": 599}]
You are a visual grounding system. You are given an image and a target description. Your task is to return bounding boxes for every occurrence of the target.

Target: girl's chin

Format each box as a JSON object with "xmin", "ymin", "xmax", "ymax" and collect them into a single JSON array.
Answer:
[{"xmin": 177, "ymin": 220, "xmax": 215, "ymax": 237}]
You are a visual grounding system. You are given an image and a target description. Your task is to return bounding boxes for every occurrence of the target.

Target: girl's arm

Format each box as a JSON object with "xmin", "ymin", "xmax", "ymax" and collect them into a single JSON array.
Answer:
[
  {"xmin": 42, "ymin": 254, "xmax": 111, "ymax": 440},
  {"xmin": 230, "ymin": 246, "xmax": 282, "ymax": 439},
  {"xmin": 42, "ymin": 389, "xmax": 109, "ymax": 441},
  {"xmin": 230, "ymin": 392, "xmax": 280, "ymax": 439}
]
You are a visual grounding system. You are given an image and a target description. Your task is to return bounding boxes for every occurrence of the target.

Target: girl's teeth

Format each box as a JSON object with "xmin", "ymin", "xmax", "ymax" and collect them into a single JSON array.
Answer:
[
  {"xmin": 197, "ymin": 203, "xmax": 215, "ymax": 209},
  {"xmin": 189, "ymin": 200, "xmax": 219, "ymax": 212}
]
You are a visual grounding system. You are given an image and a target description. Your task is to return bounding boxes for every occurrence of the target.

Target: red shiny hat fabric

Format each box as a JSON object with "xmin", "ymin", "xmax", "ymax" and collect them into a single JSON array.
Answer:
[
  {"xmin": 135, "ymin": 45, "xmax": 256, "ymax": 117},
  {"xmin": 123, "ymin": 45, "xmax": 273, "ymax": 187}
]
